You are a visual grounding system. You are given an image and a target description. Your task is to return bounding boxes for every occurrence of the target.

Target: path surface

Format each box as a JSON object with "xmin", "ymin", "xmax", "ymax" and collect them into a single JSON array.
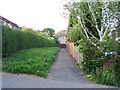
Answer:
[
  {"xmin": 2, "ymin": 72, "xmax": 116, "ymax": 88},
  {"xmin": 2, "ymin": 48, "xmax": 117, "ymax": 88},
  {"xmin": 48, "ymin": 48, "xmax": 88, "ymax": 83}
]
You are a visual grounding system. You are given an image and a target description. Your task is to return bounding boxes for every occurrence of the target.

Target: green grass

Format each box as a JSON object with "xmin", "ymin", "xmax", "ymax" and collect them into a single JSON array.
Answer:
[
  {"xmin": 85, "ymin": 73, "xmax": 120, "ymax": 87},
  {"xmin": 2, "ymin": 47, "xmax": 60, "ymax": 78}
]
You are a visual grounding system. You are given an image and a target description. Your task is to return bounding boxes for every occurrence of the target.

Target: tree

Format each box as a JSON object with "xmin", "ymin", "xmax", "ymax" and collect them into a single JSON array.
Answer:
[
  {"xmin": 64, "ymin": 1, "xmax": 120, "ymax": 86},
  {"xmin": 68, "ymin": 8, "xmax": 78, "ymax": 29},
  {"xmin": 68, "ymin": 24, "xmax": 83, "ymax": 42},
  {"xmin": 42, "ymin": 28, "xmax": 55, "ymax": 37},
  {"xmin": 108, "ymin": 2, "xmax": 120, "ymax": 39},
  {"xmin": 64, "ymin": 1, "xmax": 119, "ymax": 47}
]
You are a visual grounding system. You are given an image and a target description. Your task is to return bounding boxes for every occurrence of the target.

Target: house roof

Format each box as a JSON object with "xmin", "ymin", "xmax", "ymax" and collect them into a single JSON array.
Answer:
[
  {"xmin": 0, "ymin": 16, "xmax": 20, "ymax": 28},
  {"xmin": 55, "ymin": 30, "xmax": 68, "ymax": 37}
]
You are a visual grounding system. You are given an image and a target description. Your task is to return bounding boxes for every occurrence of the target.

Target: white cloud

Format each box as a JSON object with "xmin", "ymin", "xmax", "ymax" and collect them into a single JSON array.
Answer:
[{"xmin": 0, "ymin": 0, "xmax": 68, "ymax": 33}]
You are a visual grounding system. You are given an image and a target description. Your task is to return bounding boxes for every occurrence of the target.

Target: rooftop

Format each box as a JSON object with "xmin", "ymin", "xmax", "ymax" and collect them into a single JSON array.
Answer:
[{"xmin": 56, "ymin": 30, "xmax": 68, "ymax": 37}]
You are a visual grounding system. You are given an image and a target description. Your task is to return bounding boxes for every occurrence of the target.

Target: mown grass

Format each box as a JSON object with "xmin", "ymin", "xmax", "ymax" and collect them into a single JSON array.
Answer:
[{"xmin": 2, "ymin": 47, "xmax": 60, "ymax": 78}]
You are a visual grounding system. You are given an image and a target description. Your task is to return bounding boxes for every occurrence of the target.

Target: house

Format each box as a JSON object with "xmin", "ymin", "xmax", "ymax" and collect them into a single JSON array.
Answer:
[
  {"xmin": 0, "ymin": 16, "xmax": 21, "ymax": 30},
  {"xmin": 55, "ymin": 30, "xmax": 68, "ymax": 48}
]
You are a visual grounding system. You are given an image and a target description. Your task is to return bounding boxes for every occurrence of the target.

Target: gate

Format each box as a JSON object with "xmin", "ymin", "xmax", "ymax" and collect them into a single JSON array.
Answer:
[{"xmin": 61, "ymin": 44, "xmax": 66, "ymax": 48}]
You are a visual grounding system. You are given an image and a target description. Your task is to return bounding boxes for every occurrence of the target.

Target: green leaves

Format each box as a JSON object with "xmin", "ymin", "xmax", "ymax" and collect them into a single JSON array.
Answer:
[
  {"xmin": 42, "ymin": 28, "xmax": 55, "ymax": 37},
  {"xmin": 2, "ymin": 26, "xmax": 59, "ymax": 57},
  {"xmin": 68, "ymin": 24, "xmax": 83, "ymax": 43},
  {"xmin": 64, "ymin": 0, "xmax": 120, "ymax": 87},
  {"xmin": 78, "ymin": 37, "xmax": 120, "ymax": 87}
]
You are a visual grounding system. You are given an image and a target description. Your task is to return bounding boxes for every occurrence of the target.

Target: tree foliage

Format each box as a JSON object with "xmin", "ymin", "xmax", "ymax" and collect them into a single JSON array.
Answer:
[
  {"xmin": 64, "ymin": 1, "xmax": 120, "ymax": 45},
  {"xmin": 42, "ymin": 28, "xmax": 55, "ymax": 37},
  {"xmin": 68, "ymin": 24, "xmax": 83, "ymax": 43},
  {"xmin": 64, "ymin": 0, "xmax": 120, "ymax": 87}
]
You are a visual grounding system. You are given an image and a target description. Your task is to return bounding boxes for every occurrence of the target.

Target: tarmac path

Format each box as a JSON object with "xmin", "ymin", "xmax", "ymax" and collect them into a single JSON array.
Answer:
[{"xmin": 1, "ymin": 48, "xmax": 118, "ymax": 88}]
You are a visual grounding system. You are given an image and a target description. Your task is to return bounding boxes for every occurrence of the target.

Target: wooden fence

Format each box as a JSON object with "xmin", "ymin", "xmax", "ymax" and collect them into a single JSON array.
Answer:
[{"xmin": 66, "ymin": 41, "xmax": 82, "ymax": 64}]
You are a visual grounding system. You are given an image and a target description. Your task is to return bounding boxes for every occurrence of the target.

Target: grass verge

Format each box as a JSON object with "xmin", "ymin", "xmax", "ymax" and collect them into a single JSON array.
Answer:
[
  {"xmin": 85, "ymin": 73, "xmax": 119, "ymax": 87},
  {"xmin": 2, "ymin": 47, "xmax": 60, "ymax": 78}
]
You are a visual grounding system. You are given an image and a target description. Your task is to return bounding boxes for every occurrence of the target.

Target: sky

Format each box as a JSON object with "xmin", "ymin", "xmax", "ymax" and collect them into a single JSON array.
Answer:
[{"xmin": 0, "ymin": 0, "xmax": 68, "ymax": 33}]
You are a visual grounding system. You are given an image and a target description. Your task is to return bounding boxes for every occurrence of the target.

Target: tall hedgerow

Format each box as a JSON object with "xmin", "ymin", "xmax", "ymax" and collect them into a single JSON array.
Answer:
[{"xmin": 2, "ymin": 26, "xmax": 58, "ymax": 57}]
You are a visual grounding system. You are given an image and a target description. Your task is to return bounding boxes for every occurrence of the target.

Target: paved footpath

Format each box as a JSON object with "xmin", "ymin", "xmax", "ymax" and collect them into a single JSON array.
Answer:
[
  {"xmin": 48, "ymin": 48, "xmax": 88, "ymax": 83},
  {"xmin": 1, "ymin": 48, "xmax": 118, "ymax": 88}
]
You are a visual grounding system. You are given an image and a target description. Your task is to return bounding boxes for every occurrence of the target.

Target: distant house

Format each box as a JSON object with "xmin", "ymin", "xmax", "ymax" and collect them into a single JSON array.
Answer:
[
  {"xmin": 0, "ymin": 16, "xmax": 21, "ymax": 30},
  {"xmin": 55, "ymin": 30, "xmax": 68, "ymax": 45}
]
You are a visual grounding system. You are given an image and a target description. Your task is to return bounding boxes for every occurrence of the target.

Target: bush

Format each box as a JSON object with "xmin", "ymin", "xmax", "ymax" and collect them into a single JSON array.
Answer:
[
  {"xmin": 78, "ymin": 37, "xmax": 120, "ymax": 87},
  {"xmin": 78, "ymin": 38, "xmax": 103, "ymax": 74},
  {"xmin": 91, "ymin": 61, "xmax": 120, "ymax": 87},
  {"xmin": 2, "ymin": 26, "xmax": 58, "ymax": 57}
]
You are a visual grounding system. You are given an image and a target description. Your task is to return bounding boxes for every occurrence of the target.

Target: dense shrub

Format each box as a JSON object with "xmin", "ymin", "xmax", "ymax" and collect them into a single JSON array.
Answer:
[
  {"xmin": 97, "ymin": 37, "xmax": 120, "ymax": 87},
  {"xmin": 78, "ymin": 37, "xmax": 120, "ymax": 87},
  {"xmin": 2, "ymin": 26, "xmax": 58, "ymax": 57},
  {"xmin": 91, "ymin": 56, "xmax": 120, "ymax": 87},
  {"xmin": 78, "ymin": 38, "xmax": 103, "ymax": 74}
]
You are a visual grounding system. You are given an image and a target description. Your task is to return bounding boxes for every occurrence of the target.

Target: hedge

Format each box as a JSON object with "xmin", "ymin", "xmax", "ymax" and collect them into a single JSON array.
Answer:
[{"xmin": 2, "ymin": 26, "xmax": 58, "ymax": 57}]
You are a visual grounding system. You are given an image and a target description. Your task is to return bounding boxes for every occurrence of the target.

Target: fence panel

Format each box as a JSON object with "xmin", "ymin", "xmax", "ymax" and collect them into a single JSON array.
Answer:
[{"xmin": 66, "ymin": 42, "xmax": 82, "ymax": 64}]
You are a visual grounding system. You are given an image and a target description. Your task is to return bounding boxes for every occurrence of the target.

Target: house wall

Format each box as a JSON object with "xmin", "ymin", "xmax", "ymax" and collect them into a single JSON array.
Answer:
[
  {"xmin": 58, "ymin": 36, "xmax": 67, "ymax": 44},
  {"xmin": 0, "ymin": 16, "xmax": 20, "ymax": 30}
]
